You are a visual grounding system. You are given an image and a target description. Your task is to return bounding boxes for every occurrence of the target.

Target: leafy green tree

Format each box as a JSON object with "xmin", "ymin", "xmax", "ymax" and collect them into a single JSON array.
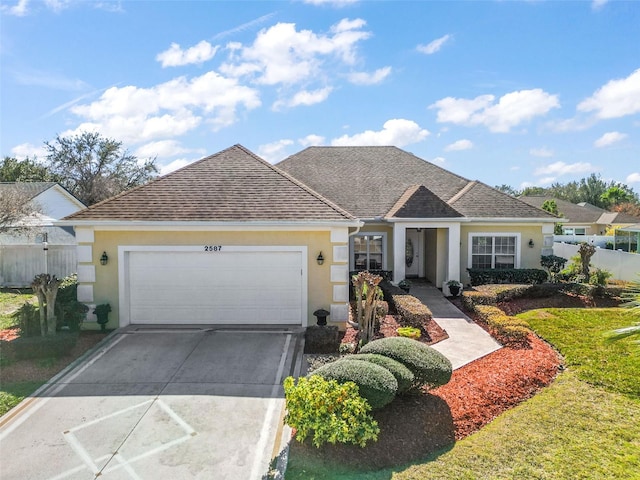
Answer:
[
  {"xmin": 0, "ymin": 156, "xmax": 58, "ymax": 182},
  {"xmin": 541, "ymin": 199, "xmax": 559, "ymax": 216},
  {"xmin": 601, "ymin": 186, "xmax": 635, "ymax": 209},
  {"xmin": 494, "ymin": 184, "xmax": 519, "ymax": 196},
  {"xmin": 520, "ymin": 186, "xmax": 545, "ymax": 197},
  {"xmin": 45, "ymin": 131, "xmax": 158, "ymax": 206}
]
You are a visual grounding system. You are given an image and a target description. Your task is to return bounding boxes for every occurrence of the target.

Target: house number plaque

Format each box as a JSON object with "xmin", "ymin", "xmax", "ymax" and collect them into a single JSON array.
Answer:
[{"xmin": 204, "ymin": 245, "xmax": 223, "ymax": 252}]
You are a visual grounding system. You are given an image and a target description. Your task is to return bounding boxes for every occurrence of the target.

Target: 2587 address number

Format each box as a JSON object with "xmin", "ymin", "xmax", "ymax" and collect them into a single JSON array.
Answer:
[{"xmin": 204, "ymin": 245, "xmax": 222, "ymax": 252}]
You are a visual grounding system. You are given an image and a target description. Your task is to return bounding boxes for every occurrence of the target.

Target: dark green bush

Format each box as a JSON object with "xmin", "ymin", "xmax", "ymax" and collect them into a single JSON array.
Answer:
[
  {"xmin": 4, "ymin": 332, "xmax": 78, "ymax": 360},
  {"xmin": 55, "ymin": 274, "xmax": 88, "ymax": 332},
  {"xmin": 467, "ymin": 268, "xmax": 548, "ymax": 286},
  {"xmin": 283, "ymin": 375, "xmax": 379, "ymax": 447},
  {"xmin": 351, "ymin": 353, "xmax": 415, "ymax": 393},
  {"xmin": 312, "ymin": 357, "xmax": 398, "ymax": 409},
  {"xmin": 392, "ymin": 294, "xmax": 433, "ymax": 328},
  {"xmin": 13, "ymin": 302, "xmax": 41, "ymax": 337},
  {"xmin": 359, "ymin": 337, "xmax": 452, "ymax": 389}
]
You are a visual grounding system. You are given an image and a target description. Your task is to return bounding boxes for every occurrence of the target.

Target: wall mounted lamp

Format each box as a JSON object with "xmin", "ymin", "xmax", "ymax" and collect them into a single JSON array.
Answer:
[
  {"xmin": 100, "ymin": 251, "xmax": 109, "ymax": 265},
  {"xmin": 528, "ymin": 239, "xmax": 534, "ymax": 248},
  {"xmin": 317, "ymin": 252, "xmax": 325, "ymax": 265}
]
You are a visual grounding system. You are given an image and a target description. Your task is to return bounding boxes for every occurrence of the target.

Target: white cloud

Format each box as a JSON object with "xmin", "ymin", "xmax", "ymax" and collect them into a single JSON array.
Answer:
[
  {"xmin": 538, "ymin": 177, "xmax": 557, "ymax": 186},
  {"xmin": 417, "ymin": 34, "xmax": 452, "ymax": 55},
  {"xmin": 534, "ymin": 161, "xmax": 596, "ymax": 177},
  {"xmin": 444, "ymin": 139, "xmax": 473, "ymax": 151},
  {"xmin": 347, "ymin": 66, "xmax": 392, "ymax": 85},
  {"xmin": 160, "ymin": 158, "xmax": 193, "ymax": 176},
  {"xmin": 577, "ymin": 68, "xmax": 640, "ymax": 119},
  {"xmin": 594, "ymin": 131, "xmax": 627, "ymax": 148},
  {"xmin": 274, "ymin": 87, "xmax": 333, "ymax": 109},
  {"xmin": 219, "ymin": 18, "xmax": 371, "ymax": 86},
  {"xmin": 68, "ymin": 71, "xmax": 261, "ymax": 143},
  {"xmin": 133, "ymin": 140, "xmax": 205, "ymax": 159},
  {"xmin": 299, "ymin": 134, "xmax": 326, "ymax": 147},
  {"xmin": 1, "ymin": 0, "xmax": 29, "ymax": 16},
  {"xmin": 431, "ymin": 156, "xmax": 446, "ymax": 165},
  {"xmin": 530, "ymin": 147, "xmax": 554, "ymax": 157},
  {"xmin": 626, "ymin": 172, "xmax": 640, "ymax": 183},
  {"xmin": 10, "ymin": 142, "xmax": 47, "ymax": 159},
  {"xmin": 431, "ymin": 89, "xmax": 560, "ymax": 133},
  {"xmin": 156, "ymin": 41, "xmax": 219, "ymax": 68},
  {"xmin": 331, "ymin": 119, "xmax": 429, "ymax": 146},
  {"xmin": 258, "ymin": 139, "xmax": 294, "ymax": 163},
  {"xmin": 592, "ymin": 0, "xmax": 608, "ymax": 10},
  {"xmin": 303, "ymin": 0, "xmax": 359, "ymax": 6}
]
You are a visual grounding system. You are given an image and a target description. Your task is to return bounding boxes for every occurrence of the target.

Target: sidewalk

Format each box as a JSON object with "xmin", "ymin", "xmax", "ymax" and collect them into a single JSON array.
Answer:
[{"xmin": 410, "ymin": 282, "xmax": 502, "ymax": 370}]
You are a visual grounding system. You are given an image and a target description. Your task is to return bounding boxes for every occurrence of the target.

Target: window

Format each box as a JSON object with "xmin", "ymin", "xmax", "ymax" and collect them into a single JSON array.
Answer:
[
  {"xmin": 352, "ymin": 234, "xmax": 385, "ymax": 271},
  {"xmin": 470, "ymin": 234, "xmax": 519, "ymax": 269},
  {"xmin": 562, "ymin": 227, "xmax": 586, "ymax": 235}
]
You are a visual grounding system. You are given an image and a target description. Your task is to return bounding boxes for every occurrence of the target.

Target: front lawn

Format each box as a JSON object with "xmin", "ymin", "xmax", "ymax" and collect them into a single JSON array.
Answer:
[
  {"xmin": 0, "ymin": 288, "xmax": 35, "ymax": 329},
  {"xmin": 518, "ymin": 308, "xmax": 640, "ymax": 399},
  {"xmin": 285, "ymin": 307, "xmax": 640, "ymax": 479}
]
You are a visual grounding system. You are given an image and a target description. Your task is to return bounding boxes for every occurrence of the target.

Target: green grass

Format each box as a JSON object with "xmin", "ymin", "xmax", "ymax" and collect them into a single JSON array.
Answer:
[
  {"xmin": 0, "ymin": 381, "xmax": 45, "ymax": 416},
  {"xmin": 285, "ymin": 307, "xmax": 640, "ymax": 479},
  {"xmin": 0, "ymin": 289, "xmax": 36, "ymax": 329},
  {"xmin": 518, "ymin": 308, "xmax": 640, "ymax": 399}
]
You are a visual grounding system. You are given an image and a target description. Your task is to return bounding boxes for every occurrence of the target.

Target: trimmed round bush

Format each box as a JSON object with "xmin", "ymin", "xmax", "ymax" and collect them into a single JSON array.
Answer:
[
  {"xmin": 359, "ymin": 337, "xmax": 452, "ymax": 388},
  {"xmin": 311, "ymin": 358, "xmax": 398, "ymax": 409},
  {"xmin": 351, "ymin": 353, "xmax": 415, "ymax": 394}
]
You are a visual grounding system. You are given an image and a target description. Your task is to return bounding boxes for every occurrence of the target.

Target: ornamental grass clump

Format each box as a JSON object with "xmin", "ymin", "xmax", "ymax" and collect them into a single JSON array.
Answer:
[
  {"xmin": 360, "ymin": 337, "xmax": 452, "ymax": 389},
  {"xmin": 283, "ymin": 375, "xmax": 380, "ymax": 448},
  {"xmin": 312, "ymin": 358, "xmax": 398, "ymax": 408}
]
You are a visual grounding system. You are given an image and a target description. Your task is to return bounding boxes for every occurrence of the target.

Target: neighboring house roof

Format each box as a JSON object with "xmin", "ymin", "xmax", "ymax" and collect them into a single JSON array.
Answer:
[
  {"xmin": 0, "ymin": 182, "xmax": 58, "ymax": 199},
  {"xmin": 1, "ymin": 182, "xmax": 86, "ymax": 223},
  {"xmin": 278, "ymin": 146, "xmax": 553, "ymax": 220},
  {"xmin": 519, "ymin": 196, "xmax": 640, "ymax": 224},
  {"xmin": 63, "ymin": 144, "xmax": 355, "ymax": 223}
]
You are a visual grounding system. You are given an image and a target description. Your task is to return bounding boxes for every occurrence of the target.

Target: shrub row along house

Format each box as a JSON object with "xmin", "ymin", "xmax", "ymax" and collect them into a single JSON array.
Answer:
[{"xmin": 59, "ymin": 145, "xmax": 557, "ymax": 329}]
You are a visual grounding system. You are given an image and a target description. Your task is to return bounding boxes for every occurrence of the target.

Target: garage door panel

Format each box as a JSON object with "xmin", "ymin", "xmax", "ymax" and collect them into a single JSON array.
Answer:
[{"xmin": 127, "ymin": 250, "xmax": 304, "ymax": 325}]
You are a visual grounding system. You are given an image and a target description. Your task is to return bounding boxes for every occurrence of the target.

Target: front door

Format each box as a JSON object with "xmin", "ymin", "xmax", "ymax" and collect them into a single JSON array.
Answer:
[{"xmin": 405, "ymin": 229, "xmax": 422, "ymax": 277}]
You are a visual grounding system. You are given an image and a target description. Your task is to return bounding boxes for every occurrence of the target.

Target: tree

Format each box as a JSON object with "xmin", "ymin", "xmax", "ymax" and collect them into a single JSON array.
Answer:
[
  {"xmin": 494, "ymin": 184, "xmax": 519, "ymax": 196},
  {"xmin": 0, "ymin": 184, "xmax": 42, "ymax": 233},
  {"xmin": 0, "ymin": 156, "xmax": 58, "ymax": 183},
  {"xmin": 541, "ymin": 199, "xmax": 560, "ymax": 216},
  {"xmin": 31, "ymin": 274, "xmax": 62, "ymax": 336},
  {"xmin": 578, "ymin": 243, "xmax": 596, "ymax": 278},
  {"xmin": 612, "ymin": 202, "xmax": 640, "ymax": 217},
  {"xmin": 520, "ymin": 186, "xmax": 545, "ymax": 197},
  {"xmin": 601, "ymin": 186, "xmax": 636, "ymax": 209},
  {"xmin": 45, "ymin": 131, "xmax": 158, "ymax": 206}
]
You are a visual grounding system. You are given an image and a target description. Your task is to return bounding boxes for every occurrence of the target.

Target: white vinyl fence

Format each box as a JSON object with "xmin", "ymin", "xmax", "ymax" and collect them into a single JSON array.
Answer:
[
  {"xmin": 553, "ymin": 242, "xmax": 640, "ymax": 282},
  {"xmin": 553, "ymin": 235, "xmax": 614, "ymax": 248},
  {"xmin": 0, "ymin": 244, "xmax": 77, "ymax": 287}
]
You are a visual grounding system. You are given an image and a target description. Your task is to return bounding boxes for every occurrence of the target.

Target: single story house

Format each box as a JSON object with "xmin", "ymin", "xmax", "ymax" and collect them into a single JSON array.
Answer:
[
  {"xmin": 0, "ymin": 182, "xmax": 86, "ymax": 286},
  {"xmin": 60, "ymin": 145, "xmax": 556, "ymax": 330},
  {"xmin": 519, "ymin": 195, "xmax": 640, "ymax": 235}
]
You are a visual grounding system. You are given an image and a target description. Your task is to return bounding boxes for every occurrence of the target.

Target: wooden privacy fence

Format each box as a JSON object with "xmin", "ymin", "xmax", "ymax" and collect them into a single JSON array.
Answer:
[
  {"xmin": 554, "ymin": 242, "xmax": 640, "ymax": 282},
  {"xmin": 0, "ymin": 244, "xmax": 77, "ymax": 287}
]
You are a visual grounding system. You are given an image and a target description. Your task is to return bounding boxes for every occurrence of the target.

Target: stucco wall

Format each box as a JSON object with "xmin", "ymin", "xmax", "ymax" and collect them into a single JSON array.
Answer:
[
  {"xmin": 460, "ymin": 224, "xmax": 545, "ymax": 284},
  {"xmin": 75, "ymin": 227, "xmax": 347, "ymax": 329}
]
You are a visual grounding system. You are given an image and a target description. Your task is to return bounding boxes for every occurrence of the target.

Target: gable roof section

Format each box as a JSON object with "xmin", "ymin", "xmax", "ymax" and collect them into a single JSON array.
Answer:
[
  {"xmin": 519, "ymin": 196, "xmax": 640, "ymax": 224},
  {"xmin": 64, "ymin": 145, "xmax": 355, "ymax": 223},
  {"xmin": 278, "ymin": 146, "xmax": 555, "ymax": 220},
  {"xmin": 386, "ymin": 185, "xmax": 462, "ymax": 219},
  {"xmin": 0, "ymin": 182, "xmax": 57, "ymax": 199}
]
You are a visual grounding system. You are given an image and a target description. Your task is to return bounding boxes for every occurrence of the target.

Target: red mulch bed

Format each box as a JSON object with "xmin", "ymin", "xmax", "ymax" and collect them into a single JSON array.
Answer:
[
  {"xmin": 0, "ymin": 326, "xmax": 20, "ymax": 342},
  {"xmin": 340, "ymin": 314, "xmax": 449, "ymax": 346}
]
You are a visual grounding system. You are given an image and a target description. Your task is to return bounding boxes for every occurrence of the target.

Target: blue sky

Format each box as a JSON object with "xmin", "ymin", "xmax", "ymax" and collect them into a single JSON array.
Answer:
[{"xmin": 1, "ymin": 0, "xmax": 639, "ymax": 191}]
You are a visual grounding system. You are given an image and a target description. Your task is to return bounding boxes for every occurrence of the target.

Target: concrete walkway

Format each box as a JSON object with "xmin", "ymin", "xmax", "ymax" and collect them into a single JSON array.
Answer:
[{"xmin": 410, "ymin": 282, "xmax": 502, "ymax": 369}]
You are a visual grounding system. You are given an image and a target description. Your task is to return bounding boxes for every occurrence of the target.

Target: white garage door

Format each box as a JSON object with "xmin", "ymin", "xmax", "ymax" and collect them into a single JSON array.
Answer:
[{"xmin": 125, "ymin": 248, "xmax": 305, "ymax": 325}]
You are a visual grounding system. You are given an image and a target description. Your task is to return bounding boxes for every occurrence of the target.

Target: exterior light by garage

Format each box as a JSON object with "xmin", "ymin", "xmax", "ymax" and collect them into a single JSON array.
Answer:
[
  {"xmin": 100, "ymin": 251, "xmax": 109, "ymax": 265},
  {"xmin": 316, "ymin": 251, "xmax": 324, "ymax": 265},
  {"xmin": 313, "ymin": 308, "xmax": 330, "ymax": 326},
  {"xmin": 528, "ymin": 239, "xmax": 534, "ymax": 248}
]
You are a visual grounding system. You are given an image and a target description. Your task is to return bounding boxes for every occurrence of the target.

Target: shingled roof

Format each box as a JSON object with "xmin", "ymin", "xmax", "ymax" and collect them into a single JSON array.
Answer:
[
  {"xmin": 519, "ymin": 196, "xmax": 640, "ymax": 224},
  {"xmin": 64, "ymin": 145, "xmax": 355, "ymax": 222},
  {"xmin": 278, "ymin": 146, "xmax": 554, "ymax": 220},
  {"xmin": 0, "ymin": 182, "xmax": 58, "ymax": 199},
  {"xmin": 386, "ymin": 185, "xmax": 462, "ymax": 219}
]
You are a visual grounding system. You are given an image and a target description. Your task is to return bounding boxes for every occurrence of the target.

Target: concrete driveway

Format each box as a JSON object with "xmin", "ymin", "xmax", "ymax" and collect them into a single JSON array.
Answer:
[{"xmin": 0, "ymin": 326, "xmax": 303, "ymax": 480}]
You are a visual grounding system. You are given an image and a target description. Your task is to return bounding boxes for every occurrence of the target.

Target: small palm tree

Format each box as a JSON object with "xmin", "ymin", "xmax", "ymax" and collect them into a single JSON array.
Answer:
[{"xmin": 608, "ymin": 275, "xmax": 640, "ymax": 345}]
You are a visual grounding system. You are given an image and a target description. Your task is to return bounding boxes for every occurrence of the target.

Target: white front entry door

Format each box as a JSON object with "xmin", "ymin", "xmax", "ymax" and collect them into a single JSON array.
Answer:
[{"xmin": 405, "ymin": 229, "xmax": 423, "ymax": 277}]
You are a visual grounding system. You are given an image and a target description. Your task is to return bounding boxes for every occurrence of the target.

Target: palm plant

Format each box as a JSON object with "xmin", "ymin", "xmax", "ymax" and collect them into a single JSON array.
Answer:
[{"xmin": 608, "ymin": 275, "xmax": 640, "ymax": 345}]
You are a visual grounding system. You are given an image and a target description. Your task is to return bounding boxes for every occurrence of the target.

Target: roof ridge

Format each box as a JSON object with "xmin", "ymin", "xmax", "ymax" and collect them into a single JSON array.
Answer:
[{"xmin": 447, "ymin": 180, "xmax": 477, "ymax": 205}]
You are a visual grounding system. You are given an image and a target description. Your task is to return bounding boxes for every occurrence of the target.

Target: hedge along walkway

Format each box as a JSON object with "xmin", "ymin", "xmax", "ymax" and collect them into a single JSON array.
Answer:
[{"xmin": 410, "ymin": 283, "xmax": 502, "ymax": 369}]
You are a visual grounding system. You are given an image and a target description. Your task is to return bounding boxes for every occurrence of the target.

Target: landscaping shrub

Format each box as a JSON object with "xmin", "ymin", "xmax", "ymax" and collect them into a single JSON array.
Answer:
[
  {"xmin": 359, "ymin": 337, "xmax": 452, "ymax": 389},
  {"xmin": 3, "ymin": 332, "xmax": 78, "ymax": 360},
  {"xmin": 283, "ymin": 375, "xmax": 380, "ymax": 448},
  {"xmin": 467, "ymin": 268, "xmax": 547, "ymax": 286},
  {"xmin": 312, "ymin": 357, "xmax": 398, "ymax": 409},
  {"xmin": 391, "ymin": 294, "xmax": 432, "ymax": 328},
  {"xmin": 55, "ymin": 274, "xmax": 88, "ymax": 332},
  {"xmin": 351, "ymin": 353, "xmax": 415, "ymax": 393},
  {"xmin": 13, "ymin": 302, "xmax": 40, "ymax": 337},
  {"xmin": 396, "ymin": 326, "xmax": 421, "ymax": 339},
  {"xmin": 474, "ymin": 305, "xmax": 530, "ymax": 342},
  {"xmin": 589, "ymin": 268, "xmax": 612, "ymax": 287},
  {"xmin": 461, "ymin": 284, "xmax": 533, "ymax": 310},
  {"xmin": 540, "ymin": 255, "xmax": 568, "ymax": 282}
]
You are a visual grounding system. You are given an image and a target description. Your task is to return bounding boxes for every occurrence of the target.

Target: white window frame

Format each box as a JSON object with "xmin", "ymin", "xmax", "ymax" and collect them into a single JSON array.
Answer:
[
  {"xmin": 562, "ymin": 226, "xmax": 587, "ymax": 235},
  {"xmin": 349, "ymin": 232, "xmax": 387, "ymax": 271},
  {"xmin": 468, "ymin": 233, "xmax": 521, "ymax": 269}
]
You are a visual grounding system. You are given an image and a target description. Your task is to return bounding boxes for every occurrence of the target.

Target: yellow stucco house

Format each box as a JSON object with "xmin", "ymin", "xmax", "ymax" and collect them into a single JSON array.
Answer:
[{"xmin": 60, "ymin": 144, "xmax": 556, "ymax": 330}]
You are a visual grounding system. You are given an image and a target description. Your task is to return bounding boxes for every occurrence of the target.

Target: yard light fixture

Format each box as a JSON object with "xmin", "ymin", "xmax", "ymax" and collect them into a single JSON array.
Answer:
[
  {"xmin": 100, "ymin": 251, "xmax": 109, "ymax": 265},
  {"xmin": 317, "ymin": 251, "xmax": 324, "ymax": 265},
  {"xmin": 528, "ymin": 239, "xmax": 534, "ymax": 248}
]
